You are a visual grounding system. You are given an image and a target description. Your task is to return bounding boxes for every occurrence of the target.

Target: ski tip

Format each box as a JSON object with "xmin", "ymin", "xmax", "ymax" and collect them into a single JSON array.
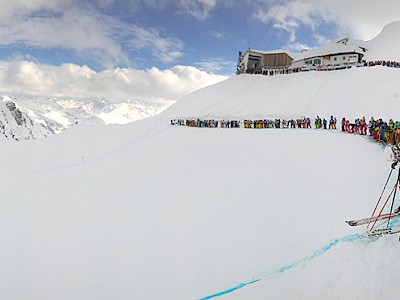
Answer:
[{"xmin": 345, "ymin": 220, "xmax": 356, "ymax": 226}]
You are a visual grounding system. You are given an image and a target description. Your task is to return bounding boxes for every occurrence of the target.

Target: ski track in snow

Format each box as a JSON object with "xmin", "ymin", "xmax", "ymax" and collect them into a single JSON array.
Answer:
[
  {"xmin": 30, "ymin": 125, "xmax": 172, "ymax": 175},
  {"xmin": 201, "ymin": 233, "xmax": 368, "ymax": 299}
]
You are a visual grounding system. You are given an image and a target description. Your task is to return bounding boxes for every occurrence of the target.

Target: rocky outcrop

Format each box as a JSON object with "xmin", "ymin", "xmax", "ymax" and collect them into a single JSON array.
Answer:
[{"xmin": 0, "ymin": 99, "xmax": 51, "ymax": 141}]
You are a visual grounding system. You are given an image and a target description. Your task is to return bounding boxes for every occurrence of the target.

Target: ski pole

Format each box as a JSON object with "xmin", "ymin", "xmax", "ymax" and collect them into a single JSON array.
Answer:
[
  {"xmin": 371, "ymin": 183, "xmax": 397, "ymax": 230},
  {"xmin": 367, "ymin": 168, "xmax": 394, "ymax": 228},
  {"xmin": 387, "ymin": 168, "xmax": 400, "ymax": 228}
]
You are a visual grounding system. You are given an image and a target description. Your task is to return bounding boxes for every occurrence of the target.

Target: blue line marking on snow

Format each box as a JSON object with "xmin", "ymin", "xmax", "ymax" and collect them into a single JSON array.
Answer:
[
  {"xmin": 200, "ymin": 233, "xmax": 365, "ymax": 300},
  {"xmin": 387, "ymin": 215, "xmax": 400, "ymax": 227},
  {"xmin": 200, "ymin": 279, "xmax": 261, "ymax": 300},
  {"xmin": 273, "ymin": 234, "xmax": 364, "ymax": 276}
]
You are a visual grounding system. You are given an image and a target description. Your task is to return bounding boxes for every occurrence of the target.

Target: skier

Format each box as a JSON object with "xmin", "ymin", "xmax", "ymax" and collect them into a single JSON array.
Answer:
[
  {"xmin": 315, "ymin": 116, "xmax": 321, "ymax": 129},
  {"xmin": 360, "ymin": 117, "xmax": 366, "ymax": 135},
  {"xmin": 306, "ymin": 118, "xmax": 311, "ymax": 128},
  {"xmin": 329, "ymin": 116, "xmax": 334, "ymax": 129},
  {"xmin": 368, "ymin": 117, "xmax": 375, "ymax": 136},
  {"xmin": 354, "ymin": 118, "xmax": 360, "ymax": 134},
  {"xmin": 323, "ymin": 118, "xmax": 327, "ymax": 129}
]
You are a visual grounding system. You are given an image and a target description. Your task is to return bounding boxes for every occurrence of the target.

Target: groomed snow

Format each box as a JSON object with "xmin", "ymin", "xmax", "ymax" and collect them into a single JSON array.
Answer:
[
  {"xmin": 3, "ymin": 22, "xmax": 400, "ymax": 299},
  {"xmin": 2, "ymin": 62, "xmax": 400, "ymax": 299},
  {"xmin": 163, "ymin": 66, "xmax": 400, "ymax": 122}
]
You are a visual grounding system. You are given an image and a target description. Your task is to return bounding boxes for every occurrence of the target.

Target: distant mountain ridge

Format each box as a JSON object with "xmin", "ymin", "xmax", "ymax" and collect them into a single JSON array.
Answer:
[{"xmin": 0, "ymin": 95, "xmax": 172, "ymax": 140}]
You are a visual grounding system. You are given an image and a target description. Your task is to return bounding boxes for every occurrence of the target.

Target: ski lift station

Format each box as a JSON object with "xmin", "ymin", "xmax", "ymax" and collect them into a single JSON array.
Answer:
[{"xmin": 237, "ymin": 37, "xmax": 368, "ymax": 75}]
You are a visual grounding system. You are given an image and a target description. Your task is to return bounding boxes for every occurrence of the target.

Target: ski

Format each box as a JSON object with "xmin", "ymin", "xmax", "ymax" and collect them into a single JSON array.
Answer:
[
  {"xmin": 345, "ymin": 212, "xmax": 400, "ymax": 226},
  {"xmin": 365, "ymin": 226, "xmax": 400, "ymax": 237}
]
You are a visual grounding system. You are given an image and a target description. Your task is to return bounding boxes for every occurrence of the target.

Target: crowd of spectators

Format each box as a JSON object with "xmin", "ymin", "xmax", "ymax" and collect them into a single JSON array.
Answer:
[
  {"xmin": 171, "ymin": 116, "xmax": 330, "ymax": 130},
  {"xmin": 171, "ymin": 116, "xmax": 400, "ymax": 147},
  {"xmin": 342, "ymin": 116, "xmax": 400, "ymax": 146}
]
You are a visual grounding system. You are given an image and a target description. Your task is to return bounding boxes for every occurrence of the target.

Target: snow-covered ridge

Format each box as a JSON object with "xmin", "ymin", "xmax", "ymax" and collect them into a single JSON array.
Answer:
[
  {"xmin": 365, "ymin": 20, "xmax": 400, "ymax": 61},
  {"xmin": 0, "ymin": 98, "xmax": 51, "ymax": 141},
  {"xmin": 1, "ymin": 95, "xmax": 173, "ymax": 135}
]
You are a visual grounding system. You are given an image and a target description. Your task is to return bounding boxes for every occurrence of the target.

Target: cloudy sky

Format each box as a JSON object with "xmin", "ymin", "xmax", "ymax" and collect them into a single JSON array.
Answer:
[{"xmin": 0, "ymin": 0, "xmax": 399, "ymax": 102}]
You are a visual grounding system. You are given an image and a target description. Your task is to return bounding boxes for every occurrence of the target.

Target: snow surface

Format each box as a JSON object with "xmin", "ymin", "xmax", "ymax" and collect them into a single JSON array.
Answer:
[
  {"xmin": 164, "ymin": 66, "xmax": 400, "ymax": 121},
  {"xmin": 2, "ymin": 22, "xmax": 400, "ymax": 300},
  {"xmin": 364, "ymin": 21, "xmax": 400, "ymax": 61},
  {"xmin": 2, "ymin": 65, "xmax": 400, "ymax": 299}
]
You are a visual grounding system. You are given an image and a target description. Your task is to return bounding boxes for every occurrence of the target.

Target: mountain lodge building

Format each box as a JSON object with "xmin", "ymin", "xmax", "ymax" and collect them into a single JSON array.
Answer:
[{"xmin": 238, "ymin": 37, "xmax": 367, "ymax": 74}]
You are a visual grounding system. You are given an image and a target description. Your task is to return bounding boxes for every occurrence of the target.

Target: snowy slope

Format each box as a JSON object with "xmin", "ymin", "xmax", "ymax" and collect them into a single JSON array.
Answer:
[
  {"xmin": 2, "ymin": 64, "xmax": 400, "ymax": 299},
  {"xmin": 364, "ymin": 21, "xmax": 400, "ymax": 61},
  {"xmin": 0, "ymin": 117, "xmax": 396, "ymax": 300},
  {"xmin": 163, "ymin": 66, "xmax": 400, "ymax": 121},
  {"xmin": 2, "ymin": 21, "xmax": 400, "ymax": 300}
]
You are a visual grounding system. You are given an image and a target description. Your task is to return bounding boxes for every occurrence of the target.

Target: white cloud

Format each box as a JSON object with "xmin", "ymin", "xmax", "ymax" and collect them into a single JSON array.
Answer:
[
  {"xmin": 195, "ymin": 58, "xmax": 236, "ymax": 74},
  {"xmin": 0, "ymin": 0, "xmax": 69, "ymax": 20},
  {"xmin": 252, "ymin": 0, "xmax": 400, "ymax": 48},
  {"xmin": 312, "ymin": 34, "xmax": 331, "ymax": 47},
  {"xmin": 124, "ymin": 25, "xmax": 185, "ymax": 64},
  {"xmin": 0, "ymin": 7, "xmax": 129, "ymax": 68},
  {"xmin": 209, "ymin": 30, "xmax": 226, "ymax": 39},
  {"xmin": 0, "ymin": 60, "xmax": 228, "ymax": 103},
  {"xmin": 179, "ymin": 0, "xmax": 218, "ymax": 20},
  {"xmin": 0, "ymin": 0, "xmax": 186, "ymax": 68}
]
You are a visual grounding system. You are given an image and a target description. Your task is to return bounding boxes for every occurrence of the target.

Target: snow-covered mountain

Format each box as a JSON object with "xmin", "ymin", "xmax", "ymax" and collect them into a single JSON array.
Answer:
[
  {"xmin": 0, "ymin": 95, "xmax": 172, "ymax": 135},
  {"xmin": 0, "ymin": 98, "xmax": 51, "ymax": 141}
]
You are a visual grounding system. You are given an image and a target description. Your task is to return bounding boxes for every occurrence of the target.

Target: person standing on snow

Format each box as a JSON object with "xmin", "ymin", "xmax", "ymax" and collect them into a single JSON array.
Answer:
[
  {"xmin": 360, "ymin": 117, "xmax": 367, "ymax": 135},
  {"xmin": 368, "ymin": 117, "xmax": 375, "ymax": 136},
  {"xmin": 315, "ymin": 116, "xmax": 321, "ymax": 129},
  {"xmin": 329, "ymin": 116, "xmax": 334, "ymax": 129},
  {"xmin": 341, "ymin": 117, "xmax": 346, "ymax": 132}
]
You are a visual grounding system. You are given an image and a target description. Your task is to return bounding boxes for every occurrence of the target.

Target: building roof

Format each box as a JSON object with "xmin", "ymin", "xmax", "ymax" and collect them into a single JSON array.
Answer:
[
  {"xmin": 244, "ymin": 49, "xmax": 299, "ymax": 60},
  {"xmin": 291, "ymin": 37, "xmax": 368, "ymax": 62},
  {"xmin": 244, "ymin": 37, "xmax": 368, "ymax": 64}
]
